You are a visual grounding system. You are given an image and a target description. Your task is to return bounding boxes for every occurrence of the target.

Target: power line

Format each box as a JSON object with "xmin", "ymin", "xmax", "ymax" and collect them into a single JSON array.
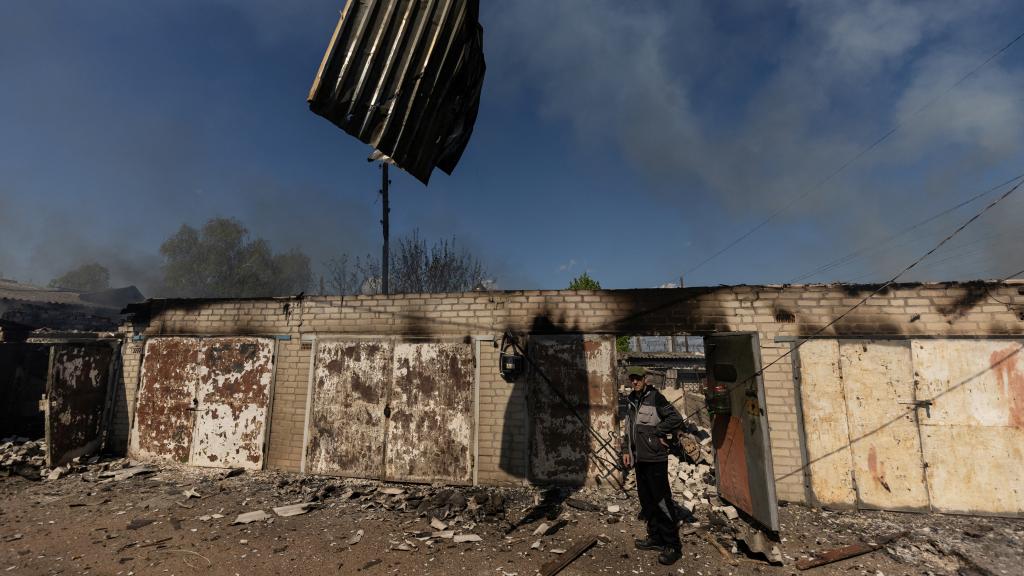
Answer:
[
  {"xmin": 788, "ymin": 172, "xmax": 1024, "ymax": 283},
  {"xmin": 680, "ymin": 174, "xmax": 1024, "ymax": 424},
  {"xmin": 683, "ymin": 28, "xmax": 1024, "ymax": 281}
]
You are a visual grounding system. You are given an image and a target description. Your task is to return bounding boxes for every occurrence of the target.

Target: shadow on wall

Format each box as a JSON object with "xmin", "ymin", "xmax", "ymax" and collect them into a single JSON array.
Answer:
[{"xmin": 500, "ymin": 311, "xmax": 620, "ymax": 489}]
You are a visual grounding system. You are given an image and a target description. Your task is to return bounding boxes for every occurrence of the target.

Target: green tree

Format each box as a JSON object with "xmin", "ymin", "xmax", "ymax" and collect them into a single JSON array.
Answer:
[
  {"xmin": 49, "ymin": 263, "xmax": 110, "ymax": 292},
  {"xmin": 159, "ymin": 218, "xmax": 311, "ymax": 297},
  {"xmin": 567, "ymin": 272, "xmax": 600, "ymax": 290},
  {"xmin": 566, "ymin": 273, "xmax": 631, "ymax": 353}
]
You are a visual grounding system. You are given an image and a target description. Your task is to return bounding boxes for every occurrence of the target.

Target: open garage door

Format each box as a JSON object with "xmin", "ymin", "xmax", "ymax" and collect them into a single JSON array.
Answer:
[
  {"xmin": 304, "ymin": 338, "xmax": 476, "ymax": 484},
  {"xmin": 129, "ymin": 337, "xmax": 274, "ymax": 470},
  {"xmin": 46, "ymin": 343, "xmax": 118, "ymax": 467},
  {"xmin": 705, "ymin": 333, "xmax": 779, "ymax": 531}
]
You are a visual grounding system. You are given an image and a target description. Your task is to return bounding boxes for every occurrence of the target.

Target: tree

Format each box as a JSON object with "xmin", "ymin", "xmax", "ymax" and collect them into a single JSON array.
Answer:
[
  {"xmin": 566, "ymin": 273, "xmax": 630, "ymax": 352},
  {"xmin": 567, "ymin": 272, "xmax": 600, "ymax": 290},
  {"xmin": 159, "ymin": 218, "xmax": 311, "ymax": 298},
  {"xmin": 325, "ymin": 230, "xmax": 487, "ymax": 295},
  {"xmin": 49, "ymin": 263, "xmax": 110, "ymax": 292}
]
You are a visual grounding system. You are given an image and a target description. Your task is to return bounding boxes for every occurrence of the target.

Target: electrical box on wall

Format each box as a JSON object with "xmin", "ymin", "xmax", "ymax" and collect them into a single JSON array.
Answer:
[{"xmin": 498, "ymin": 332, "xmax": 525, "ymax": 381}]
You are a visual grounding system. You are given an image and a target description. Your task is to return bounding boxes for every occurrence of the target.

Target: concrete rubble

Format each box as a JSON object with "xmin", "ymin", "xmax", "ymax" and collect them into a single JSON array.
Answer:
[{"xmin": 0, "ymin": 450, "xmax": 1020, "ymax": 575}]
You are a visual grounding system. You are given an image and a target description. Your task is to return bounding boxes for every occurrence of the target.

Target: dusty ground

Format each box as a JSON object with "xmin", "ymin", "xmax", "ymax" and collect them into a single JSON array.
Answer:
[{"xmin": 1, "ymin": 459, "xmax": 1022, "ymax": 576}]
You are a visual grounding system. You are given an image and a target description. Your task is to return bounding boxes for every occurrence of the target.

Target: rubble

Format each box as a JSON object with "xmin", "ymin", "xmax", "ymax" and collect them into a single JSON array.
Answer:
[{"xmin": 0, "ymin": 437, "xmax": 46, "ymax": 480}]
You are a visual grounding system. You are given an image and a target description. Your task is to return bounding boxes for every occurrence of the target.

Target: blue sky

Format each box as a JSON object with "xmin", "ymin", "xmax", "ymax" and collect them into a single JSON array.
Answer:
[{"xmin": 2, "ymin": 1, "xmax": 1024, "ymax": 294}]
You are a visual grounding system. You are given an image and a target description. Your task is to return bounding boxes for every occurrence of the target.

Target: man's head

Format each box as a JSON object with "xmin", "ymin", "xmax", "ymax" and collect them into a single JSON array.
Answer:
[{"xmin": 627, "ymin": 366, "xmax": 648, "ymax": 392}]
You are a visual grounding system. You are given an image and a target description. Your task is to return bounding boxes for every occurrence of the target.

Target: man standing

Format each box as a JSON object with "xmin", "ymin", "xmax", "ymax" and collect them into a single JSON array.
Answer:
[{"xmin": 621, "ymin": 366, "xmax": 683, "ymax": 565}]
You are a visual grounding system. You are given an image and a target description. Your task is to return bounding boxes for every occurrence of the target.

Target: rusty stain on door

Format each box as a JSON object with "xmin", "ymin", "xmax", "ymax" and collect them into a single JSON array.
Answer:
[
  {"xmin": 46, "ymin": 344, "xmax": 116, "ymax": 467},
  {"xmin": 527, "ymin": 335, "xmax": 616, "ymax": 485},
  {"xmin": 129, "ymin": 337, "xmax": 274, "ymax": 469},
  {"xmin": 306, "ymin": 340, "xmax": 392, "ymax": 478},
  {"xmin": 385, "ymin": 342, "xmax": 475, "ymax": 483},
  {"xmin": 705, "ymin": 333, "xmax": 778, "ymax": 531}
]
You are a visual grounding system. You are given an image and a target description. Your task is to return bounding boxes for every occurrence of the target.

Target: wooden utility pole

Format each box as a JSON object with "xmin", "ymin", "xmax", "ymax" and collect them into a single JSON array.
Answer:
[{"xmin": 381, "ymin": 163, "xmax": 390, "ymax": 295}]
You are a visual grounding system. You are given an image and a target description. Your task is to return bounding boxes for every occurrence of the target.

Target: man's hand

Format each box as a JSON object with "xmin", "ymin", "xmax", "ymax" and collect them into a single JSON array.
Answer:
[
  {"xmin": 622, "ymin": 453, "xmax": 632, "ymax": 469},
  {"xmin": 658, "ymin": 438, "xmax": 669, "ymax": 448}
]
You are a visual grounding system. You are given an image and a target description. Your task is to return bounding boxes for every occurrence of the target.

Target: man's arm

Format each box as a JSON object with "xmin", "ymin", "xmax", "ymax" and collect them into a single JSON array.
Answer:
[{"xmin": 654, "ymin": 392, "xmax": 684, "ymax": 434}]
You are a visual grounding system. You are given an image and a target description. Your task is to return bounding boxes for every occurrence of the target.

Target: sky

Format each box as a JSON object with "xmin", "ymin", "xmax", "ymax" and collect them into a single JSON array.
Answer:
[{"xmin": 2, "ymin": 0, "xmax": 1024, "ymax": 295}]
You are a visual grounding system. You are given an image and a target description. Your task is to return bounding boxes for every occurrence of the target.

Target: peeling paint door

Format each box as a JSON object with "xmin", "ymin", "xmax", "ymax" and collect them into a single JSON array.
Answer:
[
  {"xmin": 306, "ymin": 340, "xmax": 392, "ymax": 479},
  {"xmin": 795, "ymin": 339, "xmax": 857, "ymax": 507},
  {"xmin": 189, "ymin": 338, "xmax": 274, "ymax": 470},
  {"xmin": 705, "ymin": 333, "xmax": 779, "ymax": 531},
  {"xmin": 306, "ymin": 338, "xmax": 477, "ymax": 484},
  {"xmin": 797, "ymin": 337, "xmax": 1024, "ymax": 517},
  {"xmin": 527, "ymin": 335, "xmax": 617, "ymax": 485},
  {"xmin": 385, "ymin": 342, "xmax": 475, "ymax": 484},
  {"xmin": 130, "ymin": 337, "xmax": 275, "ymax": 469},
  {"xmin": 46, "ymin": 344, "xmax": 116, "ymax": 467},
  {"xmin": 912, "ymin": 340, "xmax": 1024, "ymax": 515},
  {"xmin": 838, "ymin": 341, "xmax": 929, "ymax": 511}
]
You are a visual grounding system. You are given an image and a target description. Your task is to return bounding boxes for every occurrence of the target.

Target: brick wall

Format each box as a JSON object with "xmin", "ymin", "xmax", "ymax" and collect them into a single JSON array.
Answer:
[{"xmin": 115, "ymin": 281, "xmax": 1024, "ymax": 502}]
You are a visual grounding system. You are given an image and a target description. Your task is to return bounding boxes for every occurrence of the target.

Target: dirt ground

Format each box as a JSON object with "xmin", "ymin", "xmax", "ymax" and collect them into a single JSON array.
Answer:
[{"xmin": 2, "ymin": 459, "xmax": 1022, "ymax": 576}]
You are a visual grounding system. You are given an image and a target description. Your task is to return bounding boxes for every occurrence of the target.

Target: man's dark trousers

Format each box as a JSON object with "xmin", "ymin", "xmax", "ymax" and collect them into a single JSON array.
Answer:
[{"xmin": 635, "ymin": 460, "xmax": 680, "ymax": 550}]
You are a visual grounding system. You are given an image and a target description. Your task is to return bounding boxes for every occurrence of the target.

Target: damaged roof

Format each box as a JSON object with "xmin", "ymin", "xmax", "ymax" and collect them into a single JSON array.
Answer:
[{"xmin": 307, "ymin": 0, "xmax": 486, "ymax": 185}]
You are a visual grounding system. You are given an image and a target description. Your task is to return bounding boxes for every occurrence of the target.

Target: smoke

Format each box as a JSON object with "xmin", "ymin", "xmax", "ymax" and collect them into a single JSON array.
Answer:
[{"xmin": 484, "ymin": 0, "xmax": 1024, "ymax": 282}]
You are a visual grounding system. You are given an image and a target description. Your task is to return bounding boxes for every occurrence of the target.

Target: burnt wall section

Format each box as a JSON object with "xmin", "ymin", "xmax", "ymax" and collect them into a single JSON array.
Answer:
[{"xmin": 115, "ymin": 281, "xmax": 1024, "ymax": 500}]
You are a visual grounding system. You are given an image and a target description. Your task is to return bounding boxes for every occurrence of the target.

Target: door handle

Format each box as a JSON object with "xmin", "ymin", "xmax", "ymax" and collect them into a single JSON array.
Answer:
[{"xmin": 900, "ymin": 399, "xmax": 932, "ymax": 418}]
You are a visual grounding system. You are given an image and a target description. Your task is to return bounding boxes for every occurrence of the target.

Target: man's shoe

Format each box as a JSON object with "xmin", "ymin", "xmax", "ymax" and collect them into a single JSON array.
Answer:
[
  {"xmin": 634, "ymin": 538, "xmax": 663, "ymax": 551},
  {"xmin": 658, "ymin": 547, "xmax": 682, "ymax": 565}
]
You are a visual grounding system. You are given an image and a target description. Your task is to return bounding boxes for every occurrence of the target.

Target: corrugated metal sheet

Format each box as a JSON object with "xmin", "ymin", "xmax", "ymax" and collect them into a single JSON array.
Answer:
[
  {"xmin": 129, "ymin": 337, "xmax": 274, "ymax": 469},
  {"xmin": 527, "ymin": 335, "xmax": 617, "ymax": 485},
  {"xmin": 308, "ymin": 0, "xmax": 485, "ymax": 184},
  {"xmin": 46, "ymin": 344, "xmax": 115, "ymax": 467}
]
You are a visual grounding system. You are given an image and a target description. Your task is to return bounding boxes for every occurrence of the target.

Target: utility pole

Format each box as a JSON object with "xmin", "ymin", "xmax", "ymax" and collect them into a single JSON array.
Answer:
[{"xmin": 380, "ymin": 163, "xmax": 390, "ymax": 295}]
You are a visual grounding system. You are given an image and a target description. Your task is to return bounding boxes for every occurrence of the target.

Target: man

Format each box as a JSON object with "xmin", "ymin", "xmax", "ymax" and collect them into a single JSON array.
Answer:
[{"xmin": 621, "ymin": 366, "xmax": 683, "ymax": 565}]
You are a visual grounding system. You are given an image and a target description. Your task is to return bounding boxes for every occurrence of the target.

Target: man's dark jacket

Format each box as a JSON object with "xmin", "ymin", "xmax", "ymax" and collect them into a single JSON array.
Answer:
[{"xmin": 622, "ymin": 386, "xmax": 684, "ymax": 463}]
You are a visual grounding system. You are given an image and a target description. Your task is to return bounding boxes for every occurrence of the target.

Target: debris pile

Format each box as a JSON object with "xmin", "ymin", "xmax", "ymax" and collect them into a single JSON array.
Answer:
[{"xmin": 0, "ymin": 437, "xmax": 46, "ymax": 480}]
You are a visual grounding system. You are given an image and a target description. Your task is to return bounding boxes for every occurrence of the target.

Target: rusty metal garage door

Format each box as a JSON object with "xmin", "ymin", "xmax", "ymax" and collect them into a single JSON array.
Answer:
[
  {"xmin": 129, "ymin": 337, "xmax": 274, "ymax": 469},
  {"xmin": 705, "ymin": 333, "xmax": 779, "ymax": 531},
  {"xmin": 46, "ymin": 344, "xmax": 117, "ymax": 467},
  {"xmin": 797, "ymin": 338, "xmax": 1024, "ymax": 517},
  {"xmin": 527, "ymin": 334, "xmax": 617, "ymax": 485},
  {"xmin": 305, "ymin": 338, "xmax": 476, "ymax": 484}
]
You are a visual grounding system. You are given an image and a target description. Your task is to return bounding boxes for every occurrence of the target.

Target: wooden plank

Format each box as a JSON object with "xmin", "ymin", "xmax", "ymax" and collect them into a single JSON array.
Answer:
[
  {"xmin": 796, "ymin": 531, "xmax": 906, "ymax": 570},
  {"xmin": 538, "ymin": 535, "xmax": 598, "ymax": 576}
]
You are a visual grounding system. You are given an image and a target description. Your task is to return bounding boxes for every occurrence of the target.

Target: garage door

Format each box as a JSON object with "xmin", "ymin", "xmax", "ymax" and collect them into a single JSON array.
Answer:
[
  {"xmin": 129, "ymin": 337, "xmax": 275, "ymax": 469},
  {"xmin": 527, "ymin": 334, "xmax": 617, "ymax": 485},
  {"xmin": 305, "ymin": 338, "xmax": 476, "ymax": 484},
  {"xmin": 46, "ymin": 343, "xmax": 117, "ymax": 467},
  {"xmin": 797, "ymin": 338, "xmax": 1024, "ymax": 517}
]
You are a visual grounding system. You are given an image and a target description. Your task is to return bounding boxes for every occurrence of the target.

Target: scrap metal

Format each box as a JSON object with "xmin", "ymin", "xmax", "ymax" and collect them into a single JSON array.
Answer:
[
  {"xmin": 308, "ymin": 0, "xmax": 486, "ymax": 184},
  {"xmin": 46, "ymin": 344, "xmax": 116, "ymax": 467}
]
